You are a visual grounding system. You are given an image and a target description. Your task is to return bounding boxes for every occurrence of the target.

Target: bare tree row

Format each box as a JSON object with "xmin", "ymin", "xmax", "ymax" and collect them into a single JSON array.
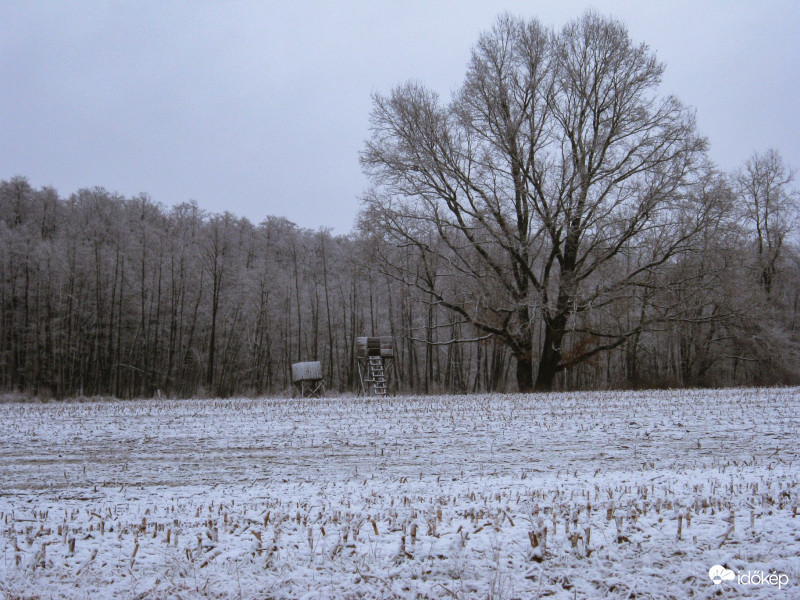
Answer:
[
  {"xmin": 1, "ymin": 152, "xmax": 798, "ymax": 400},
  {"xmin": 0, "ymin": 177, "xmax": 526, "ymax": 398}
]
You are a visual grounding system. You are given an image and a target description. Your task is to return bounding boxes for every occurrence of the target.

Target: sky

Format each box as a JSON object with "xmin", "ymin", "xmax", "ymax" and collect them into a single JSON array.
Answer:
[{"xmin": 1, "ymin": 1, "xmax": 798, "ymax": 235}]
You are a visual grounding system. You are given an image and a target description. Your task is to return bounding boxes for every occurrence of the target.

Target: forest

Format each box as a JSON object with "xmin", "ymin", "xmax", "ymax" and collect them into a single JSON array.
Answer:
[
  {"xmin": 0, "ymin": 152, "xmax": 797, "ymax": 399},
  {"xmin": 1, "ymin": 14, "xmax": 799, "ymax": 399}
]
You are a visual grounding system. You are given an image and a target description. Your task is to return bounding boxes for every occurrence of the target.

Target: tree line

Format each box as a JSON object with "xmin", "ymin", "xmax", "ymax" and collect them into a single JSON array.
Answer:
[
  {"xmin": 2, "ymin": 13, "xmax": 799, "ymax": 398},
  {"xmin": 1, "ymin": 153, "xmax": 797, "ymax": 399},
  {"xmin": 0, "ymin": 178, "xmax": 521, "ymax": 398}
]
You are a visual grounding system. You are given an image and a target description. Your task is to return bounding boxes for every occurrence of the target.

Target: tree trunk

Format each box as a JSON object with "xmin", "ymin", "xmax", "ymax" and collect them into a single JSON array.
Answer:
[
  {"xmin": 534, "ymin": 319, "xmax": 565, "ymax": 392},
  {"xmin": 516, "ymin": 352, "xmax": 533, "ymax": 393}
]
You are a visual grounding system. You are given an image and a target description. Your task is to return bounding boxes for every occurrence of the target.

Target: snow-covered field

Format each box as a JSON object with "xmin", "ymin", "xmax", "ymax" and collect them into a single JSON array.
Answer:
[{"xmin": 0, "ymin": 388, "xmax": 798, "ymax": 599}]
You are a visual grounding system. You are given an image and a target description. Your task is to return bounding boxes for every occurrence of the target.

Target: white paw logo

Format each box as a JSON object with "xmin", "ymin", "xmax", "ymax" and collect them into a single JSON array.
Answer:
[{"xmin": 709, "ymin": 565, "xmax": 735, "ymax": 585}]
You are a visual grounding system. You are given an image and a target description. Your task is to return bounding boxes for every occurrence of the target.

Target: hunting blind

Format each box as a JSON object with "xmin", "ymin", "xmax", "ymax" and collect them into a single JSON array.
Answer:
[
  {"xmin": 356, "ymin": 336, "xmax": 395, "ymax": 396},
  {"xmin": 291, "ymin": 361, "xmax": 324, "ymax": 398}
]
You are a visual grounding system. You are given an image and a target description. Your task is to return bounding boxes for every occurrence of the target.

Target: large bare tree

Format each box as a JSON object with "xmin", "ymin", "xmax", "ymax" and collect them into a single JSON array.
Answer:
[{"xmin": 361, "ymin": 12, "xmax": 713, "ymax": 391}]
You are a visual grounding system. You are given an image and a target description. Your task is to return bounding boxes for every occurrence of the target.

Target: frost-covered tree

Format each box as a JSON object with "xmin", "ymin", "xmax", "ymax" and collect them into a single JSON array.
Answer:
[{"xmin": 361, "ymin": 12, "xmax": 714, "ymax": 391}]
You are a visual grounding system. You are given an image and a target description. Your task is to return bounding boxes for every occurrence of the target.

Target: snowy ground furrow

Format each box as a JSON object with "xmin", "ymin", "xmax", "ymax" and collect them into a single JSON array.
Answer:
[{"xmin": 0, "ymin": 388, "xmax": 798, "ymax": 599}]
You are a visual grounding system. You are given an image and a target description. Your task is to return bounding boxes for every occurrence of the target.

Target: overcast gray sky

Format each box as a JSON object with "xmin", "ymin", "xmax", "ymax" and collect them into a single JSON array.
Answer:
[{"xmin": 2, "ymin": 1, "xmax": 798, "ymax": 234}]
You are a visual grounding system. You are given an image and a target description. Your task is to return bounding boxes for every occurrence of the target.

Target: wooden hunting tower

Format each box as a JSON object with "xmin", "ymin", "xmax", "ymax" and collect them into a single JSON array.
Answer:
[{"xmin": 356, "ymin": 336, "xmax": 395, "ymax": 396}]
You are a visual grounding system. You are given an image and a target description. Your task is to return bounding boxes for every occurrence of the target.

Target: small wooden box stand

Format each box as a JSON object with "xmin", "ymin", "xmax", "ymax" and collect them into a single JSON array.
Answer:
[{"xmin": 291, "ymin": 361, "xmax": 324, "ymax": 398}]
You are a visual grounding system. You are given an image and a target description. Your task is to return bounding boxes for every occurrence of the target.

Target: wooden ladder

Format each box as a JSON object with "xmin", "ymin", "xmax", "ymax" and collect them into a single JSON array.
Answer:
[{"xmin": 368, "ymin": 356, "xmax": 387, "ymax": 395}]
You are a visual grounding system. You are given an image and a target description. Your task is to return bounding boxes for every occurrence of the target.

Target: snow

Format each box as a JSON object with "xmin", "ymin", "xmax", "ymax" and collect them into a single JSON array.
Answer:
[{"xmin": 0, "ymin": 388, "xmax": 798, "ymax": 599}]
